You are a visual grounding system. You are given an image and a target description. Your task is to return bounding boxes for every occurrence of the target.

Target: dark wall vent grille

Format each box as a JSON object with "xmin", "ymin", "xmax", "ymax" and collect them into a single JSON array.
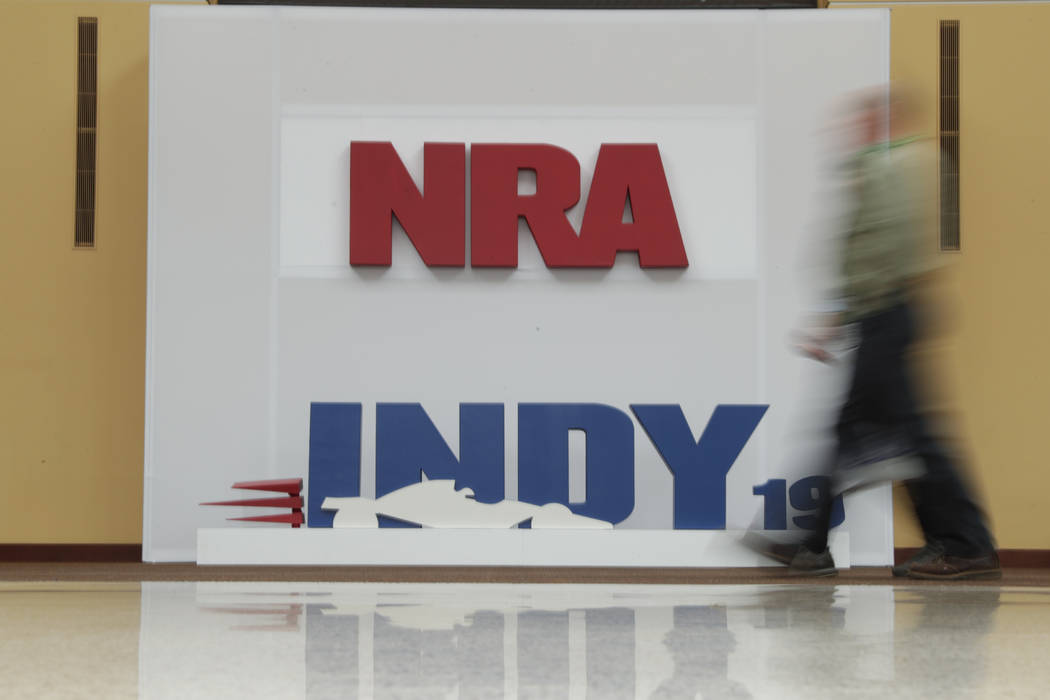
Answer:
[
  {"xmin": 75, "ymin": 17, "xmax": 98, "ymax": 249},
  {"xmin": 939, "ymin": 20, "xmax": 960, "ymax": 251}
]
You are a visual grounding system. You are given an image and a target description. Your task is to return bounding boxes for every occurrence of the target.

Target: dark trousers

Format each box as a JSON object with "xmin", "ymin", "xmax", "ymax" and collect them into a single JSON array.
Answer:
[{"xmin": 805, "ymin": 301, "xmax": 995, "ymax": 558}]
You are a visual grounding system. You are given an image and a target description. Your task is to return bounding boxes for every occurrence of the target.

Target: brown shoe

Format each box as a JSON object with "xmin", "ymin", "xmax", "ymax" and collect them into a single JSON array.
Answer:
[
  {"xmin": 787, "ymin": 546, "xmax": 838, "ymax": 577},
  {"xmin": 906, "ymin": 552, "xmax": 1002, "ymax": 581},
  {"xmin": 892, "ymin": 542, "xmax": 945, "ymax": 577}
]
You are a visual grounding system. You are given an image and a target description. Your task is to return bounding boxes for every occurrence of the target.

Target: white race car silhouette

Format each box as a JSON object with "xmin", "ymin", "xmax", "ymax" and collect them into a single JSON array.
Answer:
[{"xmin": 321, "ymin": 479, "xmax": 612, "ymax": 529}]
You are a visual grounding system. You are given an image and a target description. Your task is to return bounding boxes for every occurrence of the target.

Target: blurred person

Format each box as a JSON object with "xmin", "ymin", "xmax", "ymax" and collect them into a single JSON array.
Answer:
[{"xmin": 754, "ymin": 86, "xmax": 999, "ymax": 580}]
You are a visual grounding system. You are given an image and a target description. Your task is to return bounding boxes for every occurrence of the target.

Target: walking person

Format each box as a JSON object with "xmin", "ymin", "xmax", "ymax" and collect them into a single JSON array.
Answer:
[{"xmin": 755, "ymin": 88, "xmax": 999, "ymax": 580}]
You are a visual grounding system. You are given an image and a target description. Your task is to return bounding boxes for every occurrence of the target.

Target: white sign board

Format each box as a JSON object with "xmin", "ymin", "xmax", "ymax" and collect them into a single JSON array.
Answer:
[{"xmin": 145, "ymin": 6, "xmax": 891, "ymax": 563}]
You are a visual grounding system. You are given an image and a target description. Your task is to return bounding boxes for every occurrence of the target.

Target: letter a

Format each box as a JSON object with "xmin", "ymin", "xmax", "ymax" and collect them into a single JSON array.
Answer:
[{"xmin": 579, "ymin": 144, "xmax": 688, "ymax": 268}]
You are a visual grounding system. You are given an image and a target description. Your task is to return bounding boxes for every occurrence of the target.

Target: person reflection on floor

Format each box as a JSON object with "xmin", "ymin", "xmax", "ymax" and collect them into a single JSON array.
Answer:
[{"xmin": 891, "ymin": 588, "xmax": 1001, "ymax": 695}]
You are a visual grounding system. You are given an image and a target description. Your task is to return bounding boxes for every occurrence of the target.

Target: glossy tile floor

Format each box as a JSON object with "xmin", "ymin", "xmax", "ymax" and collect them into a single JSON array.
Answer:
[{"xmin": 2, "ymin": 582, "xmax": 1049, "ymax": 699}]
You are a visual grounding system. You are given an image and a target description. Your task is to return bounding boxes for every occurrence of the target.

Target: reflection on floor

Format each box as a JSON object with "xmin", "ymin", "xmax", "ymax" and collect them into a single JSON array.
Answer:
[{"xmin": 2, "ymin": 582, "xmax": 1049, "ymax": 699}]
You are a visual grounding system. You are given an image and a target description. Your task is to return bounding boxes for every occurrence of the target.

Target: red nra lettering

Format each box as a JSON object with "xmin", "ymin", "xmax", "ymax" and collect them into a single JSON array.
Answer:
[
  {"xmin": 349, "ymin": 141, "xmax": 688, "ymax": 269},
  {"xmin": 470, "ymin": 144, "xmax": 584, "ymax": 267},
  {"xmin": 349, "ymin": 142, "xmax": 465, "ymax": 266},
  {"xmin": 580, "ymin": 144, "xmax": 688, "ymax": 268}
]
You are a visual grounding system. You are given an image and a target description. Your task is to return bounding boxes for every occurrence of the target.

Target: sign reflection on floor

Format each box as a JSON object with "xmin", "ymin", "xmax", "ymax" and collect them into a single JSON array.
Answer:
[{"xmin": 137, "ymin": 583, "xmax": 908, "ymax": 699}]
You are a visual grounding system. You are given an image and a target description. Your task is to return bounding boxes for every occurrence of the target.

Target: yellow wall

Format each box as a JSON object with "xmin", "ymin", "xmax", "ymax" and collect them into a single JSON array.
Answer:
[
  {"xmin": 0, "ymin": 1, "xmax": 161, "ymax": 543},
  {"xmin": 2, "ymin": 0, "xmax": 1047, "ymax": 551},
  {"xmin": 833, "ymin": 1, "xmax": 1050, "ymax": 549}
]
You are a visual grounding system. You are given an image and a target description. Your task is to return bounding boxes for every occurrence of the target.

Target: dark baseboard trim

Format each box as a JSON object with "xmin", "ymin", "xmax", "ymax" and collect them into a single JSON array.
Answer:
[
  {"xmin": 0, "ymin": 544, "xmax": 142, "ymax": 563},
  {"xmin": 896, "ymin": 547, "xmax": 1050, "ymax": 568},
  {"xmin": 1, "ymin": 545, "xmax": 1045, "ymax": 567}
]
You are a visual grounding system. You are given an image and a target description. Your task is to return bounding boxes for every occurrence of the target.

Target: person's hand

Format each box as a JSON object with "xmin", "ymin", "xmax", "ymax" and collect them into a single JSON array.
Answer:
[
  {"xmin": 791, "ymin": 314, "xmax": 842, "ymax": 363},
  {"xmin": 794, "ymin": 338, "xmax": 835, "ymax": 363}
]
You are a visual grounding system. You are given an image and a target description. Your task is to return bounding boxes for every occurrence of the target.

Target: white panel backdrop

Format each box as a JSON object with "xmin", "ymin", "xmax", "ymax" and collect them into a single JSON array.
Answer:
[{"xmin": 145, "ymin": 6, "xmax": 890, "ymax": 562}]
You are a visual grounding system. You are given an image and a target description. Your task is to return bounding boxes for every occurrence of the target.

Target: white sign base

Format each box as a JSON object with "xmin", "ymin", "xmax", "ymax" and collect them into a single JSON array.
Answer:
[{"xmin": 196, "ymin": 528, "xmax": 850, "ymax": 568}]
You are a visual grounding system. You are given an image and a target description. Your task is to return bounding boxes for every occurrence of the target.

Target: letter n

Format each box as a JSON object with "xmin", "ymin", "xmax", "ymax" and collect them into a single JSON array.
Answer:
[
  {"xmin": 375, "ymin": 403, "xmax": 504, "ymax": 502},
  {"xmin": 349, "ymin": 141, "xmax": 466, "ymax": 266}
]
